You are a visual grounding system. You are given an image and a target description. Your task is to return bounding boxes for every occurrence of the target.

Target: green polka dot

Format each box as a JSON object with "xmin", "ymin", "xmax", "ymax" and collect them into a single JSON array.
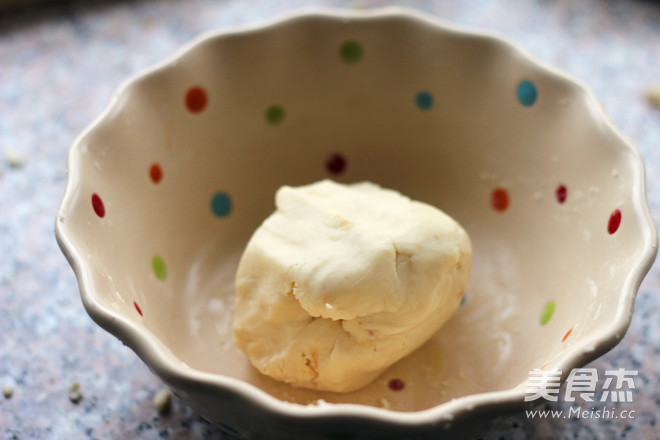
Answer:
[
  {"xmin": 339, "ymin": 40, "xmax": 363, "ymax": 64},
  {"xmin": 152, "ymin": 255, "xmax": 167, "ymax": 281},
  {"xmin": 211, "ymin": 192, "xmax": 232, "ymax": 217},
  {"xmin": 265, "ymin": 105, "xmax": 285, "ymax": 124},
  {"xmin": 540, "ymin": 300, "xmax": 556, "ymax": 325}
]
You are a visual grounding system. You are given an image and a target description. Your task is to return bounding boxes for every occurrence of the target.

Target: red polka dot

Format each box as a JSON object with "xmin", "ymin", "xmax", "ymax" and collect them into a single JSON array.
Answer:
[
  {"xmin": 491, "ymin": 188, "xmax": 509, "ymax": 212},
  {"xmin": 325, "ymin": 153, "xmax": 347, "ymax": 175},
  {"xmin": 185, "ymin": 86, "xmax": 207, "ymax": 113},
  {"xmin": 562, "ymin": 328, "xmax": 573, "ymax": 342},
  {"xmin": 388, "ymin": 378, "xmax": 405, "ymax": 391},
  {"xmin": 91, "ymin": 193, "xmax": 105, "ymax": 218},
  {"xmin": 150, "ymin": 163, "xmax": 163, "ymax": 183},
  {"xmin": 608, "ymin": 209, "xmax": 621, "ymax": 234},
  {"xmin": 556, "ymin": 185, "xmax": 567, "ymax": 204},
  {"xmin": 134, "ymin": 301, "xmax": 143, "ymax": 316}
]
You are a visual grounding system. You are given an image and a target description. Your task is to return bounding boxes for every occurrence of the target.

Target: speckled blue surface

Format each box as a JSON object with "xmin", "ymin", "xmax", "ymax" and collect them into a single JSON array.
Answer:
[{"xmin": 1, "ymin": 1, "xmax": 659, "ymax": 439}]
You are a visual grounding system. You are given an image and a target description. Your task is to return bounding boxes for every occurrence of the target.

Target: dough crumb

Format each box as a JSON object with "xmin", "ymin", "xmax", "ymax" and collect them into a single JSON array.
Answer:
[
  {"xmin": 153, "ymin": 388, "xmax": 172, "ymax": 415},
  {"xmin": 2, "ymin": 385, "xmax": 13, "ymax": 399},
  {"xmin": 68, "ymin": 381, "xmax": 83, "ymax": 404},
  {"xmin": 4, "ymin": 149, "xmax": 26, "ymax": 168},
  {"xmin": 645, "ymin": 85, "xmax": 660, "ymax": 108}
]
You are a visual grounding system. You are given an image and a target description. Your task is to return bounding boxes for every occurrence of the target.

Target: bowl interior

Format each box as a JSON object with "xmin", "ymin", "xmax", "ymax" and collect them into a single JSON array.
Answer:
[{"xmin": 61, "ymin": 13, "xmax": 648, "ymax": 412}]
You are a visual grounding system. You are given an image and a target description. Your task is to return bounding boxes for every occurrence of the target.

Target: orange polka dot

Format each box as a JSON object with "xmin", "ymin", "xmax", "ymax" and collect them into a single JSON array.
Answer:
[{"xmin": 491, "ymin": 187, "xmax": 510, "ymax": 212}]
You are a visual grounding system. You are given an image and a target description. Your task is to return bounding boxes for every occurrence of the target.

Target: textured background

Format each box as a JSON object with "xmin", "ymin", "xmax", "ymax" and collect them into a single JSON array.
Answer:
[{"xmin": 1, "ymin": 0, "xmax": 659, "ymax": 439}]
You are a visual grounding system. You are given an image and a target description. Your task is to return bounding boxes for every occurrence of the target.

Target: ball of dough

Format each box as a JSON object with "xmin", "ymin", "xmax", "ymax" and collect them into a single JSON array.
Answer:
[{"xmin": 232, "ymin": 180, "xmax": 472, "ymax": 392}]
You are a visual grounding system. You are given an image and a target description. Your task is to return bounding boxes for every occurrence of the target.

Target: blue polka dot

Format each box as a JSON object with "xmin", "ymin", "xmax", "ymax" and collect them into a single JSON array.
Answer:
[
  {"xmin": 460, "ymin": 295, "xmax": 467, "ymax": 306},
  {"xmin": 415, "ymin": 91, "xmax": 433, "ymax": 110},
  {"xmin": 517, "ymin": 80, "xmax": 538, "ymax": 107},
  {"xmin": 211, "ymin": 192, "xmax": 232, "ymax": 217}
]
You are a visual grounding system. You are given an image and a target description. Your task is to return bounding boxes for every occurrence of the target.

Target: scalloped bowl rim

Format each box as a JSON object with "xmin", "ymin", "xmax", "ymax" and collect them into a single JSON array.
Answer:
[{"xmin": 55, "ymin": 6, "xmax": 658, "ymax": 428}]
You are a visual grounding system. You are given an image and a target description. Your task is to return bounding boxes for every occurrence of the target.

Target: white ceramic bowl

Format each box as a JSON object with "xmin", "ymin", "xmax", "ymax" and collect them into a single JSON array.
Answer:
[{"xmin": 56, "ymin": 8, "xmax": 657, "ymax": 439}]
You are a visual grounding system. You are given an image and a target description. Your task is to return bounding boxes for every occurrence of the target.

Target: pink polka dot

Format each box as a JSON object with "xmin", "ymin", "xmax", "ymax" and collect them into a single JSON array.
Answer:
[
  {"xmin": 556, "ymin": 184, "xmax": 567, "ymax": 204},
  {"xmin": 91, "ymin": 193, "xmax": 105, "ymax": 218},
  {"xmin": 608, "ymin": 209, "xmax": 621, "ymax": 234},
  {"xmin": 185, "ymin": 86, "xmax": 207, "ymax": 113},
  {"xmin": 388, "ymin": 378, "xmax": 405, "ymax": 391}
]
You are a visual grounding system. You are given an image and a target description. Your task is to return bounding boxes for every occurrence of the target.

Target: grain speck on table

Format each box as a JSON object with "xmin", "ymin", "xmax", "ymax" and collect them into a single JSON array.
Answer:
[
  {"xmin": 153, "ymin": 388, "xmax": 172, "ymax": 415},
  {"xmin": 3, "ymin": 384, "xmax": 14, "ymax": 399},
  {"xmin": 4, "ymin": 149, "xmax": 26, "ymax": 168},
  {"xmin": 67, "ymin": 381, "xmax": 83, "ymax": 404},
  {"xmin": 645, "ymin": 85, "xmax": 660, "ymax": 109}
]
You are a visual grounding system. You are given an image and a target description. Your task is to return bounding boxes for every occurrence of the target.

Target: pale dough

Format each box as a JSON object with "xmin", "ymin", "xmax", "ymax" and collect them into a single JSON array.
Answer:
[{"xmin": 232, "ymin": 180, "xmax": 472, "ymax": 392}]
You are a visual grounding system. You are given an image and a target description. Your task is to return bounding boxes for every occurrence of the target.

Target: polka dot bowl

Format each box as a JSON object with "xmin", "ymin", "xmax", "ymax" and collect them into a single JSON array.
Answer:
[{"xmin": 55, "ymin": 8, "xmax": 657, "ymax": 439}]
